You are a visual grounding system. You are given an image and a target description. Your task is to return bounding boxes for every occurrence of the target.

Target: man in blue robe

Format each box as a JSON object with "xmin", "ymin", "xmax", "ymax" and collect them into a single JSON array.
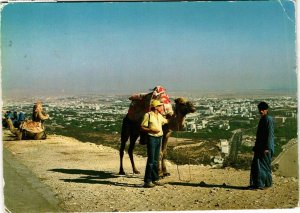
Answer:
[{"xmin": 249, "ymin": 101, "xmax": 275, "ymax": 190}]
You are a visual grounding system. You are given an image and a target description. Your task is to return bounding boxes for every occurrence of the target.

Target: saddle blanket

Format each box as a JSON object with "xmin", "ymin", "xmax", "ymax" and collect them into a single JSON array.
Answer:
[
  {"xmin": 20, "ymin": 120, "xmax": 44, "ymax": 134},
  {"xmin": 127, "ymin": 86, "xmax": 173, "ymax": 121}
]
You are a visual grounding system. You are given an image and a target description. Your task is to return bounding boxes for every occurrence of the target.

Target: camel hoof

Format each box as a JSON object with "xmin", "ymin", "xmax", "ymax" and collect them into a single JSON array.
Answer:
[
  {"xmin": 119, "ymin": 171, "xmax": 126, "ymax": 175},
  {"xmin": 133, "ymin": 170, "xmax": 140, "ymax": 174}
]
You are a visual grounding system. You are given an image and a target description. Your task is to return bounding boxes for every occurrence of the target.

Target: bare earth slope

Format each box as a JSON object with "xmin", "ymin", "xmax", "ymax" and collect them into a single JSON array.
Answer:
[{"xmin": 2, "ymin": 131, "xmax": 299, "ymax": 212}]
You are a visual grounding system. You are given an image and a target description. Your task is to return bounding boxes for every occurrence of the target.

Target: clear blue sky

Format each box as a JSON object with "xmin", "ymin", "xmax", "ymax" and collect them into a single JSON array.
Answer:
[{"xmin": 1, "ymin": 1, "xmax": 296, "ymax": 97}]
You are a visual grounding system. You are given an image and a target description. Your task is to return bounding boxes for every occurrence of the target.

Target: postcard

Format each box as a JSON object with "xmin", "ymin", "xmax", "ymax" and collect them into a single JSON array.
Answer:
[{"xmin": 1, "ymin": 1, "xmax": 298, "ymax": 212}]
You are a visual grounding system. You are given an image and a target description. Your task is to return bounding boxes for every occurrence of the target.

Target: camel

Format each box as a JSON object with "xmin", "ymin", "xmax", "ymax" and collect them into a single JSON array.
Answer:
[
  {"xmin": 5, "ymin": 118, "xmax": 47, "ymax": 140},
  {"xmin": 119, "ymin": 94, "xmax": 196, "ymax": 177}
]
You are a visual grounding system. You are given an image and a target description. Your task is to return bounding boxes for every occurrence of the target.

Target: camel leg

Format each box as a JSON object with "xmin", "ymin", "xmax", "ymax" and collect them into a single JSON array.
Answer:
[
  {"xmin": 128, "ymin": 134, "xmax": 140, "ymax": 174},
  {"xmin": 34, "ymin": 131, "xmax": 47, "ymax": 140},
  {"xmin": 119, "ymin": 117, "xmax": 130, "ymax": 175},
  {"xmin": 159, "ymin": 131, "xmax": 171, "ymax": 177},
  {"xmin": 119, "ymin": 137, "xmax": 127, "ymax": 175},
  {"xmin": 6, "ymin": 118, "xmax": 22, "ymax": 140}
]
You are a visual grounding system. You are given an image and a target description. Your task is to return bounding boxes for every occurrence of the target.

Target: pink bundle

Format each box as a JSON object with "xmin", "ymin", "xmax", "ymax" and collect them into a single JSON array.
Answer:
[
  {"xmin": 127, "ymin": 86, "xmax": 174, "ymax": 121},
  {"xmin": 152, "ymin": 86, "xmax": 173, "ymax": 116}
]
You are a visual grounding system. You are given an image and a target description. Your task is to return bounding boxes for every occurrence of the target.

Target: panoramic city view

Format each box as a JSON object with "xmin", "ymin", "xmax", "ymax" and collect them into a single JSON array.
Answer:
[{"xmin": 2, "ymin": 93, "xmax": 297, "ymax": 169}]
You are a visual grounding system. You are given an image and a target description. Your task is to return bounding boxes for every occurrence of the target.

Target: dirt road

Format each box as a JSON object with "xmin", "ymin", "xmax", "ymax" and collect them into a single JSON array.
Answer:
[
  {"xmin": 3, "ymin": 148, "xmax": 61, "ymax": 213},
  {"xmin": 2, "ymin": 131, "xmax": 299, "ymax": 212},
  {"xmin": 273, "ymin": 139, "xmax": 298, "ymax": 178}
]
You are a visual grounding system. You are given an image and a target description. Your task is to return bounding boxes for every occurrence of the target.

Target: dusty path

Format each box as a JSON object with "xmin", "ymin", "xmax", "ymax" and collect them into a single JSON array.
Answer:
[
  {"xmin": 3, "ymin": 148, "xmax": 61, "ymax": 213},
  {"xmin": 2, "ymin": 131, "xmax": 299, "ymax": 212}
]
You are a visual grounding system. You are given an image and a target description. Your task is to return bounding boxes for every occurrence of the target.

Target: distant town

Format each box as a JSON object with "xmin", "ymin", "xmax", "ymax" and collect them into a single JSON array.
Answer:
[{"xmin": 2, "ymin": 94, "xmax": 297, "ymax": 168}]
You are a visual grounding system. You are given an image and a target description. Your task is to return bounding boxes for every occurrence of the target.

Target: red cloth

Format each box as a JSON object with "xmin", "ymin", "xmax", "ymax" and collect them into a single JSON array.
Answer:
[
  {"xmin": 152, "ymin": 86, "xmax": 173, "ymax": 116},
  {"xmin": 127, "ymin": 86, "xmax": 174, "ymax": 121}
]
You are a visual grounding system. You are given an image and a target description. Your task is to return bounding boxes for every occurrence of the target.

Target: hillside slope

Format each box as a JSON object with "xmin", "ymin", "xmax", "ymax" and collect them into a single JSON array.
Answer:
[{"xmin": 2, "ymin": 131, "xmax": 299, "ymax": 212}]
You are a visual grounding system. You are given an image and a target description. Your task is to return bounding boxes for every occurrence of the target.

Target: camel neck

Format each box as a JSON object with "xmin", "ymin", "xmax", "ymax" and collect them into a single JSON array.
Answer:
[{"xmin": 169, "ymin": 111, "xmax": 185, "ymax": 131}]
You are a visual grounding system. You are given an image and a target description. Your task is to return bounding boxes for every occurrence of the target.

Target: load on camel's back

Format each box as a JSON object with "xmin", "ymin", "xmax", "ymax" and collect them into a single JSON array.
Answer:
[
  {"xmin": 5, "ymin": 118, "xmax": 47, "ymax": 140},
  {"xmin": 126, "ymin": 85, "xmax": 174, "ymax": 122},
  {"xmin": 119, "ymin": 86, "xmax": 196, "ymax": 176}
]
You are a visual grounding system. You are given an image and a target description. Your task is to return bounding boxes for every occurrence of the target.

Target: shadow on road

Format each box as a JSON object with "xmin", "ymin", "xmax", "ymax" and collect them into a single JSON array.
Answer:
[
  {"xmin": 49, "ymin": 168, "xmax": 143, "ymax": 188},
  {"xmin": 168, "ymin": 181, "xmax": 248, "ymax": 190},
  {"xmin": 49, "ymin": 168, "xmax": 117, "ymax": 179},
  {"xmin": 60, "ymin": 178, "xmax": 141, "ymax": 188}
]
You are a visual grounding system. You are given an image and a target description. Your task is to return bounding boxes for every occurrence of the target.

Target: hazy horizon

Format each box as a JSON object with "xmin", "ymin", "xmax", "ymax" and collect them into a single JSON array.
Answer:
[
  {"xmin": 1, "ymin": 1, "xmax": 297, "ymax": 98},
  {"xmin": 1, "ymin": 88, "xmax": 297, "ymax": 102}
]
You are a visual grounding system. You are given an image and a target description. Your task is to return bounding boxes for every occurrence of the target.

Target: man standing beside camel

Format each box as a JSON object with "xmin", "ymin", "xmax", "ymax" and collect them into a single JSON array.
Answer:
[
  {"xmin": 141, "ymin": 100, "xmax": 168, "ymax": 188},
  {"xmin": 118, "ymin": 86, "xmax": 196, "ymax": 176}
]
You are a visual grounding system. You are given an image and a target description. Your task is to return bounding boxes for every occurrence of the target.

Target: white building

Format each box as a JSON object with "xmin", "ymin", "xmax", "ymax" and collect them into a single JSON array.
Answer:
[
  {"xmin": 275, "ymin": 116, "xmax": 287, "ymax": 124},
  {"xmin": 213, "ymin": 156, "xmax": 224, "ymax": 164},
  {"xmin": 185, "ymin": 121, "xmax": 197, "ymax": 132},
  {"xmin": 202, "ymin": 120, "xmax": 208, "ymax": 128},
  {"xmin": 220, "ymin": 139, "xmax": 229, "ymax": 155}
]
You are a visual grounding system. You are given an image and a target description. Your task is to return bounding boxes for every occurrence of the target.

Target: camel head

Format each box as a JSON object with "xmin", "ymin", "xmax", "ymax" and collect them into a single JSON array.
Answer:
[{"xmin": 174, "ymin": 97, "xmax": 196, "ymax": 116}]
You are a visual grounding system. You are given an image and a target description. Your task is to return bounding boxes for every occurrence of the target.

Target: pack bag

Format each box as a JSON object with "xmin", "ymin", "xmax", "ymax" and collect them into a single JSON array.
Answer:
[
  {"xmin": 139, "ymin": 113, "xmax": 150, "ymax": 145},
  {"xmin": 127, "ymin": 86, "xmax": 174, "ymax": 122},
  {"xmin": 139, "ymin": 131, "xmax": 148, "ymax": 145},
  {"xmin": 19, "ymin": 120, "xmax": 44, "ymax": 134}
]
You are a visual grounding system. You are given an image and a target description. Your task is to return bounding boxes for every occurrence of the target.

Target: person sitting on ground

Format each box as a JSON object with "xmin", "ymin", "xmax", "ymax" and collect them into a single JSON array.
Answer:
[
  {"xmin": 2, "ymin": 111, "xmax": 13, "ymax": 128},
  {"xmin": 2, "ymin": 110, "xmax": 24, "ymax": 128},
  {"xmin": 13, "ymin": 111, "xmax": 26, "ymax": 128}
]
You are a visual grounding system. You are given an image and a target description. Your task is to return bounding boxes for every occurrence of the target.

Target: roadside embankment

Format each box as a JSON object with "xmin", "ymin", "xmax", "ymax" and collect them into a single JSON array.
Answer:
[
  {"xmin": 2, "ymin": 130, "xmax": 299, "ymax": 212},
  {"xmin": 273, "ymin": 138, "xmax": 298, "ymax": 178}
]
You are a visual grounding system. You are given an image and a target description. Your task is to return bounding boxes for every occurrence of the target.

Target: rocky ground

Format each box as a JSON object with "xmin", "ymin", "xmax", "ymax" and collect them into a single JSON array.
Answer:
[{"xmin": 2, "ymin": 130, "xmax": 299, "ymax": 212}]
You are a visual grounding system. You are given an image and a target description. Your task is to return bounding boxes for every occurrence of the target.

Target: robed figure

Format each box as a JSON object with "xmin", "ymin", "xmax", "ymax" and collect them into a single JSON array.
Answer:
[{"xmin": 250, "ymin": 101, "xmax": 275, "ymax": 190}]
